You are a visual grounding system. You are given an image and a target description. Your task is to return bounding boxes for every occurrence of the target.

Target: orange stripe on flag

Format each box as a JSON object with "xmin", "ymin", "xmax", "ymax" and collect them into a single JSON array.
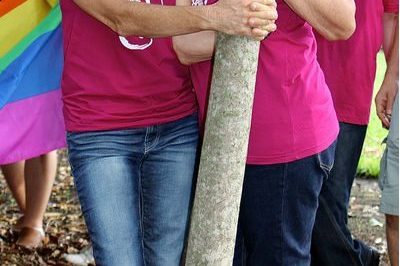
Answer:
[{"xmin": 0, "ymin": 0, "xmax": 27, "ymax": 17}]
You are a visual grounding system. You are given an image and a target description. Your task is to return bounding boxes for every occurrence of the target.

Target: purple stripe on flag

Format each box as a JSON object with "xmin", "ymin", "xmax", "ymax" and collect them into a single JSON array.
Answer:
[{"xmin": 0, "ymin": 90, "xmax": 66, "ymax": 164}]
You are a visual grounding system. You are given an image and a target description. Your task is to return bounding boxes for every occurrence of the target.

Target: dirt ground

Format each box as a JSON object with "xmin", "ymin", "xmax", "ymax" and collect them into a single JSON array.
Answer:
[
  {"xmin": 0, "ymin": 150, "xmax": 392, "ymax": 265},
  {"xmin": 348, "ymin": 178, "xmax": 390, "ymax": 266}
]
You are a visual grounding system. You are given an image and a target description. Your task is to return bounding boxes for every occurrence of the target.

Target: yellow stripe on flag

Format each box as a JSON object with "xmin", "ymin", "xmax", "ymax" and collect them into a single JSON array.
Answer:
[
  {"xmin": 0, "ymin": 0, "xmax": 51, "ymax": 57},
  {"xmin": 46, "ymin": 0, "xmax": 59, "ymax": 8}
]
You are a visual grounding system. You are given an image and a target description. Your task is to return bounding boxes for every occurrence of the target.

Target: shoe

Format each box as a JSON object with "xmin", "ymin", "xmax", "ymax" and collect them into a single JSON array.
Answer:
[
  {"xmin": 16, "ymin": 227, "xmax": 45, "ymax": 249},
  {"xmin": 64, "ymin": 245, "xmax": 95, "ymax": 266},
  {"xmin": 370, "ymin": 248, "xmax": 381, "ymax": 266}
]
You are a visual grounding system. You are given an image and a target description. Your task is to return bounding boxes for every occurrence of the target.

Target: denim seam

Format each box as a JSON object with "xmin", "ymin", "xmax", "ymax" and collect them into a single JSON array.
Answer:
[
  {"xmin": 280, "ymin": 164, "xmax": 287, "ymax": 266},
  {"xmin": 317, "ymin": 152, "xmax": 333, "ymax": 173},
  {"xmin": 144, "ymin": 126, "xmax": 160, "ymax": 154},
  {"xmin": 138, "ymin": 156, "xmax": 146, "ymax": 266},
  {"xmin": 150, "ymin": 128, "xmax": 161, "ymax": 152},
  {"xmin": 319, "ymin": 195, "xmax": 360, "ymax": 266},
  {"xmin": 144, "ymin": 127, "xmax": 150, "ymax": 154}
]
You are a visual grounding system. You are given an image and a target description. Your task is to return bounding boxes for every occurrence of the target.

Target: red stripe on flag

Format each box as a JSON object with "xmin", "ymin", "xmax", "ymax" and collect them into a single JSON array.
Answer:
[{"xmin": 0, "ymin": 0, "xmax": 27, "ymax": 17}]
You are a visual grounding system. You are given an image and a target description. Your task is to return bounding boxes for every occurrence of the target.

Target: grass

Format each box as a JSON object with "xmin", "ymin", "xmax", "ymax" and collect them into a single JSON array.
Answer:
[{"xmin": 357, "ymin": 51, "xmax": 389, "ymax": 177}]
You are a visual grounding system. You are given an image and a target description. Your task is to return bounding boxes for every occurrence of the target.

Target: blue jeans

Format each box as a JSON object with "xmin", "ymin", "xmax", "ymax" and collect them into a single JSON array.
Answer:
[
  {"xmin": 311, "ymin": 122, "xmax": 377, "ymax": 266},
  {"xmin": 67, "ymin": 114, "xmax": 199, "ymax": 266},
  {"xmin": 233, "ymin": 141, "xmax": 336, "ymax": 266}
]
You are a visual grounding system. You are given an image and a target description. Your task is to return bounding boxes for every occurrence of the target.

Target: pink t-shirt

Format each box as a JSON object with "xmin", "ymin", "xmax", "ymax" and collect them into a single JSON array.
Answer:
[
  {"xmin": 60, "ymin": 0, "xmax": 197, "ymax": 132},
  {"xmin": 384, "ymin": 0, "xmax": 399, "ymax": 13},
  {"xmin": 316, "ymin": 0, "xmax": 398, "ymax": 125},
  {"xmin": 191, "ymin": 0, "xmax": 339, "ymax": 165}
]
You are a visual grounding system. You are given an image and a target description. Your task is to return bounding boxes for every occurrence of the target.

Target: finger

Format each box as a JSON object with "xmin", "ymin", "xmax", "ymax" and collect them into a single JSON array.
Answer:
[
  {"xmin": 386, "ymin": 113, "xmax": 392, "ymax": 123},
  {"xmin": 248, "ymin": 17, "xmax": 275, "ymax": 29},
  {"xmin": 254, "ymin": 24, "xmax": 276, "ymax": 34},
  {"xmin": 242, "ymin": 0, "xmax": 276, "ymax": 12},
  {"xmin": 376, "ymin": 95, "xmax": 391, "ymax": 128},
  {"xmin": 385, "ymin": 95, "xmax": 395, "ymax": 117},
  {"xmin": 383, "ymin": 116, "xmax": 390, "ymax": 128},
  {"xmin": 377, "ymin": 110, "xmax": 390, "ymax": 128},
  {"xmin": 250, "ymin": 1, "xmax": 276, "ymax": 12},
  {"xmin": 381, "ymin": 117, "xmax": 390, "ymax": 129},
  {"xmin": 376, "ymin": 101, "xmax": 388, "ymax": 125},
  {"xmin": 383, "ymin": 121, "xmax": 390, "ymax": 129},
  {"xmin": 375, "ymin": 95, "xmax": 385, "ymax": 115},
  {"xmin": 249, "ymin": 8, "xmax": 278, "ymax": 22},
  {"xmin": 250, "ymin": 0, "xmax": 277, "ymax": 7},
  {"xmin": 251, "ymin": 28, "xmax": 269, "ymax": 37},
  {"xmin": 250, "ymin": 28, "xmax": 268, "ymax": 40},
  {"xmin": 263, "ymin": 22, "xmax": 277, "ymax": 32}
]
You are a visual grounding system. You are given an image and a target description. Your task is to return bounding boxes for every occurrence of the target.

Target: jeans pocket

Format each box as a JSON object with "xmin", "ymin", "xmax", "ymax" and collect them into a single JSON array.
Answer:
[{"xmin": 317, "ymin": 140, "xmax": 337, "ymax": 180}]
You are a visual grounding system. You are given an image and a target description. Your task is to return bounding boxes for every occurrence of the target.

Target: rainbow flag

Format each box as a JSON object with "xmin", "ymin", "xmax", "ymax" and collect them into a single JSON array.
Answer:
[{"xmin": 0, "ymin": 0, "xmax": 66, "ymax": 164}]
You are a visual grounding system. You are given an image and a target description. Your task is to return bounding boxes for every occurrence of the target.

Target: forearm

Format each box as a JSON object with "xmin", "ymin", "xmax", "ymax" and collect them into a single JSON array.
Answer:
[
  {"xmin": 384, "ymin": 17, "xmax": 399, "ymax": 82},
  {"xmin": 172, "ymin": 0, "xmax": 276, "ymax": 64},
  {"xmin": 383, "ymin": 13, "xmax": 399, "ymax": 59},
  {"xmin": 173, "ymin": 31, "xmax": 216, "ymax": 65},
  {"xmin": 73, "ymin": 0, "xmax": 218, "ymax": 37},
  {"xmin": 284, "ymin": 0, "xmax": 355, "ymax": 40},
  {"xmin": 376, "ymin": 17, "xmax": 399, "ymax": 127}
]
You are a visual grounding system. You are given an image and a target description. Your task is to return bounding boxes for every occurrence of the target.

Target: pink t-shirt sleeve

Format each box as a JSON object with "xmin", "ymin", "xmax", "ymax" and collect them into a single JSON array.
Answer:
[{"xmin": 383, "ymin": 0, "xmax": 399, "ymax": 13}]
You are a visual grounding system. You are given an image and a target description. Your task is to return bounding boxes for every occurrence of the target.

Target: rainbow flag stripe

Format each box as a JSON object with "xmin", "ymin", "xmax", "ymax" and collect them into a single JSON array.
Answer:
[{"xmin": 0, "ymin": 0, "xmax": 65, "ymax": 164}]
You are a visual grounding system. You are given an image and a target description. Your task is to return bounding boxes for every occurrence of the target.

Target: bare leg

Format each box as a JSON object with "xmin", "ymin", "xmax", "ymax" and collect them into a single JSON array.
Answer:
[
  {"xmin": 386, "ymin": 214, "xmax": 399, "ymax": 266},
  {"xmin": 1, "ymin": 161, "xmax": 26, "ymax": 213},
  {"xmin": 22, "ymin": 151, "xmax": 57, "ymax": 229}
]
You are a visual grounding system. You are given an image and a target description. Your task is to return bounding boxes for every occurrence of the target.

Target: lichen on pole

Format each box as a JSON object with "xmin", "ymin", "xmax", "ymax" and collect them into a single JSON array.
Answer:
[{"xmin": 185, "ymin": 33, "xmax": 260, "ymax": 265}]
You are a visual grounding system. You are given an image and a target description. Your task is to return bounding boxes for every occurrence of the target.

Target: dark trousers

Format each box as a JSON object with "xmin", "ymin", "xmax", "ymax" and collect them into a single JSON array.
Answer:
[
  {"xmin": 234, "ymin": 141, "xmax": 337, "ymax": 265},
  {"xmin": 311, "ymin": 122, "xmax": 378, "ymax": 266}
]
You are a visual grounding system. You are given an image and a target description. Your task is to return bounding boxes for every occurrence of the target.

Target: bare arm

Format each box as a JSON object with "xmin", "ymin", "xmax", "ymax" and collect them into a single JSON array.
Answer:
[
  {"xmin": 284, "ymin": 0, "xmax": 356, "ymax": 40},
  {"xmin": 172, "ymin": 0, "xmax": 216, "ymax": 65},
  {"xmin": 173, "ymin": 31, "xmax": 216, "ymax": 65},
  {"xmin": 383, "ymin": 13, "xmax": 398, "ymax": 58},
  {"xmin": 72, "ymin": 0, "xmax": 273, "ymax": 38},
  {"xmin": 376, "ymin": 15, "xmax": 399, "ymax": 128}
]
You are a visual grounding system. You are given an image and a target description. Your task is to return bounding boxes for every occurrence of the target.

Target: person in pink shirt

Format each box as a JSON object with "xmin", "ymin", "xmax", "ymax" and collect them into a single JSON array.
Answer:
[
  {"xmin": 173, "ymin": 0, "xmax": 355, "ymax": 264},
  {"xmin": 311, "ymin": 1, "xmax": 399, "ymax": 265},
  {"xmin": 60, "ymin": 0, "xmax": 277, "ymax": 265}
]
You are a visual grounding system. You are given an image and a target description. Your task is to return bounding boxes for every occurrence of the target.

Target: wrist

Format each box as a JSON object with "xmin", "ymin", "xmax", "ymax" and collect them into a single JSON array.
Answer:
[
  {"xmin": 383, "ymin": 71, "xmax": 399, "ymax": 85},
  {"xmin": 199, "ymin": 5, "xmax": 220, "ymax": 31}
]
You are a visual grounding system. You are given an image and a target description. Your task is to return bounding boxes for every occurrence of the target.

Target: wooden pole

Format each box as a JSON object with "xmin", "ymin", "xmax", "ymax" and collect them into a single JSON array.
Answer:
[{"xmin": 185, "ymin": 33, "xmax": 260, "ymax": 265}]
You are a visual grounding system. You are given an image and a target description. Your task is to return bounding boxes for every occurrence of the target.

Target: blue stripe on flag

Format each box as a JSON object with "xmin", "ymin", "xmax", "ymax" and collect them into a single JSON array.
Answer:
[{"xmin": 0, "ymin": 25, "xmax": 63, "ymax": 109}]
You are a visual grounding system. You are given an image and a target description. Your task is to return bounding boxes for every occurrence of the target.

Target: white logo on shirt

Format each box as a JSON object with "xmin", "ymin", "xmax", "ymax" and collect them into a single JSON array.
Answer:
[
  {"xmin": 119, "ymin": 0, "xmax": 164, "ymax": 50},
  {"xmin": 192, "ymin": 0, "xmax": 207, "ymax": 5}
]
